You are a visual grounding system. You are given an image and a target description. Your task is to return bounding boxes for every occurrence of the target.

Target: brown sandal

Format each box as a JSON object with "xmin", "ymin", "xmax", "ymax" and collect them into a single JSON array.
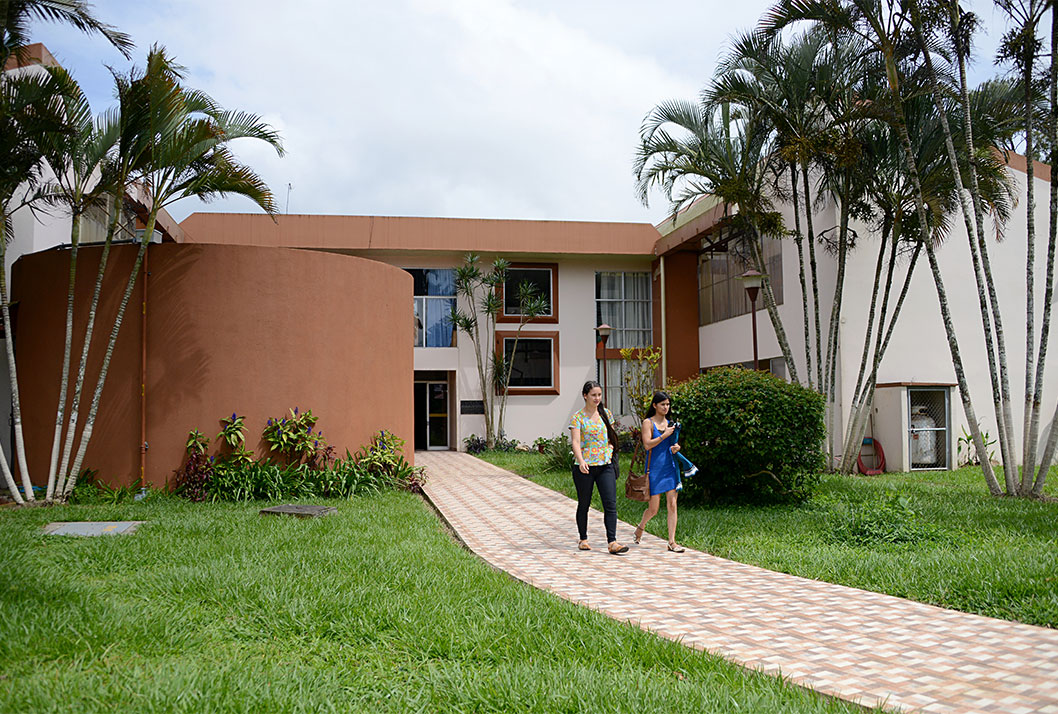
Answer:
[
  {"xmin": 608, "ymin": 542, "xmax": 629, "ymax": 555},
  {"xmin": 578, "ymin": 540, "xmax": 592, "ymax": 551},
  {"xmin": 633, "ymin": 526, "xmax": 644, "ymax": 544}
]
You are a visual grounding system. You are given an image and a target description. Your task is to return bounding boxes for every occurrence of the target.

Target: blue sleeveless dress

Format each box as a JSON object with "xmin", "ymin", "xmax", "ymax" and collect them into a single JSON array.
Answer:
[{"xmin": 646, "ymin": 421, "xmax": 681, "ymax": 496}]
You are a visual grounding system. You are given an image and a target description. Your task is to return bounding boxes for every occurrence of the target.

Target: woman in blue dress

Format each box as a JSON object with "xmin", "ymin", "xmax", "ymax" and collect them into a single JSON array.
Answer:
[{"xmin": 633, "ymin": 391, "xmax": 685, "ymax": 552}]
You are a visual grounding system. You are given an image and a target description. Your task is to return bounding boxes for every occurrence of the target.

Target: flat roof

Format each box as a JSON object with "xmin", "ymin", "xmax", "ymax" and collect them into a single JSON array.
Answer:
[{"xmin": 179, "ymin": 213, "xmax": 662, "ymax": 256}]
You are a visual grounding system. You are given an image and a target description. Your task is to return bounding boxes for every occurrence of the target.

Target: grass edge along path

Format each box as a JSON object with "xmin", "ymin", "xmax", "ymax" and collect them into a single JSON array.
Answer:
[
  {"xmin": 0, "ymin": 493, "xmax": 863, "ymax": 713},
  {"xmin": 475, "ymin": 451, "xmax": 1058, "ymax": 629}
]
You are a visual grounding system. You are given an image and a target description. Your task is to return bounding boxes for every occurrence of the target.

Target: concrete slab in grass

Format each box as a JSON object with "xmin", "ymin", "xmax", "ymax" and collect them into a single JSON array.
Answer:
[
  {"xmin": 259, "ymin": 505, "xmax": 337, "ymax": 518},
  {"xmin": 43, "ymin": 521, "xmax": 145, "ymax": 536}
]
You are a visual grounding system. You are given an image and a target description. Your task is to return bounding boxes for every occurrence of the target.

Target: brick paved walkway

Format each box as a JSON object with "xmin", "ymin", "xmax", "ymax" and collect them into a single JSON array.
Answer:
[{"xmin": 417, "ymin": 450, "xmax": 1058, "ymax": 714}]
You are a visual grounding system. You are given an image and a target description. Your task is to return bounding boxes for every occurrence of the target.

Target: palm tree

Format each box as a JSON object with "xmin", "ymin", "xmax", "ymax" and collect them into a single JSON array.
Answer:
[
  {"xmin": 909, "ymin": 0, "xmax": 1056, "ymax": 495},
  {"xmin": 56, "ymin": 46, "xmax": 284, "ymax": 499},
  {"xmin": 31, "ymin": 65, "xmax": 124, "ymax": 500},
  {"xmin": 634, "ymin": 98, "xmax": 802, "ymax": 384},
  {"xmin": 994, "ymin": 0, "xmax": 1046, "ymax": 491},
  {"xmin": 711, "ymin": 30, "xmax": 834, "ymax": 390},
  {"xmin": 0, "ymin": 0, "xmax": 130, "ymax": 502},
  {"xmin": 1033, "ymin": 3, "xmax": 1058, "ymax": 493},
  {"xmin": 0, "ymin": 67, "xmax": 70, "ymax": 502},
  {"xmin": 1, "ymin": 0, "xmax": 131, "ymax": 69},
  {"xmin": 761, "ymin": 0, "xmax": 1001, "ymax": 493},
  {"xmin": 837, "ymin": 86, "xmax": 1016, "ymax": 474}
]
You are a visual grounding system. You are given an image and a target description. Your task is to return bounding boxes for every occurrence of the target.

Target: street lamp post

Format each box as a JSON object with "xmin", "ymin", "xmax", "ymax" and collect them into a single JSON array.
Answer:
[
  {"xmin": 739, "ymin": 270, "xmax": 763, "ymax": 371},
  {"xmin": 596, "ymin": 323, "xmax": 613, "ymax": 405}
]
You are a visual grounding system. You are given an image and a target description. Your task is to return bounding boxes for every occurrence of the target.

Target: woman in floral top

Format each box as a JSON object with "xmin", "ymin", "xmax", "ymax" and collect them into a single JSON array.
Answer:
[{"xmin": 568, "ymin": 380, "xmax": 628, "ymax": 554}]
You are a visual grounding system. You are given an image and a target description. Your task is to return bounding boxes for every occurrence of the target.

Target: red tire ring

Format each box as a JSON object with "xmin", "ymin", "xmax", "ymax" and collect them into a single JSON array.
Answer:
[{"xmin": 857, "ymin": 437, "xmax": 886, "ymax": 475}]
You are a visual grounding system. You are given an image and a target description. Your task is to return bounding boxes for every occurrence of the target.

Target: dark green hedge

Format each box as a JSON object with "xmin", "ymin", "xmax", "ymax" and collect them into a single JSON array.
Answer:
[{"xmin": 669, "ymin": 367, "xmax": 826, "ymax": 503}]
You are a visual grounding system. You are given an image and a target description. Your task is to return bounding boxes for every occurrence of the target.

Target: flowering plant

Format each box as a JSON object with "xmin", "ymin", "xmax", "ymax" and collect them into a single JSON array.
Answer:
[{"xmin": 262, "ymin": 407, "xmax": 333, "ymax": 467}]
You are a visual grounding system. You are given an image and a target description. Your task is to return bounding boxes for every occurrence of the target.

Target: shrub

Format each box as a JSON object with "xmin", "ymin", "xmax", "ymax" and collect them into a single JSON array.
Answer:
[
  {"xmin": 493, "ymin": 431, "xmax": 519, "ymax": 452},
  {"xmin": 463, "ymin": 434, "xmax": 488, "ymax": 454},
  {"xmin": 463, "ymin": 431, "xmax": 518, "ymax": 454},
  {"xmin": 262, "ymin": 407, "xmax": 335, "ymax": 468},
  {"xmin": 543, "ymin": 432, "xmax": 575, "ymax": 473},
  {"xmin": 668, "ymin": 367, "xmax": 825, "ymax": 503},
  {"xmin": 174, "ymin": 420, "xmax": 424, "ymax": 502},
  {"xmin": 68, "ymin": 468, "xmax": 145, "ymax": 505},
  {"xmin": 173, "ymin": 451, "xmax": 213, "ymax": 502},
  {"xmin": 615, "ymin": 424, "xmax": 639, "ymax": 454}
]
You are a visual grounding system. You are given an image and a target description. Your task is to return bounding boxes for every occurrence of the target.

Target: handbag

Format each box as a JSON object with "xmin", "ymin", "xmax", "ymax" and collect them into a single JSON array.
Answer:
[{"xmin": 625, "ymin": 445, "xmax": 650, "ymax": 502}]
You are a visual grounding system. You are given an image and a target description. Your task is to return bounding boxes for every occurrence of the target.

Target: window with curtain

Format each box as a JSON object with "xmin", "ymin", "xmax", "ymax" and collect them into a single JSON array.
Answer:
[
  {"xmin": 698, "ymin": 238, "xmax": 783, "ymax": 326},
  {"xmin": 595, "ymin": 272, "xmax": 652, "ymax": 414},
  {"xmin": 405, "ymin": 268, "xmax": 456, "ymax": 347}
]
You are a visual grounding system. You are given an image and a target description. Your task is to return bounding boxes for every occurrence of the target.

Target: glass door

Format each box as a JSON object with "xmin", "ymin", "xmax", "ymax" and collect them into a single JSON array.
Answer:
[{"xmin": 426, "ymin": 382, "xmax": 448, "ymax": 450}]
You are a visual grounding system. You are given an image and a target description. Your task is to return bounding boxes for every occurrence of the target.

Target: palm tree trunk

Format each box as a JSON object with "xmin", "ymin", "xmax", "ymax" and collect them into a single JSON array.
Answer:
[
  {"xmin": 497, "ymin": 332, "xmax": 521, "ymax": 441},
  {"xmin": 56, "ymin": 197, "xmax": 121, "ymax": 497},
  {"xmin": 1020, "ymin": 29, "xmax": 1039, "ymax": 492},
  {"xmin": 0, "ymin": 219, "xmax": 33, "ymax": 501},
  {"xmin": 790, "ymin": 165, "xmax": 813, "ymax": 389},
  {"xmin": 46, "ymin": 213, "xmax": 82, "ymax": 500},
  {"xmin": 911, "ymin": 3, "xmax": 1017, "ymax": 493},
  {"xmin": 953, "ymin": 124, "xmax": 1018, "ymax": 490},
  {"xmin": 1035, "ymin": 404, "xmax": 1057, "ymax": 494},
  {"xmin": 0, "ymin": 440, "xmax": 22, "ymax": 503},
  {"xmin": 839, "ymin": 218, "xmax": 891, "ymax": 473},
  {"xmin": 750, "ymin": 235, "xmax": 800, "ymax": 384},
  {"xmin": 801, "ymin": 163, "xmax": 824, "ymax": 391},
  {"xmin": 824, "ymin": 185, "xmax": 850, "ymax": 465},
  {"xmin": 1026, "ymin": 5, "xmax": 1058, "ymax": 492},
  {"xmin": 63, "ymin": 212, "xmax": 156, "ymax": 495},
  {"xmin": 484, "ymin": 311, "xmax": 497, "ymax": 445},
  {"xmin": 461, "ymin": 283, "xmax": 493, "ymax": 449},
  {"xmin": 885, "ymin": 68, "xmax": 1002, "ymax": 495},
  {"xmin": 840, "ymin": 241, "xmax": 922, "ymax": 475},
  {"xmin": 852, "ymin": 217, "xmax": 894, "ymax": 408}
]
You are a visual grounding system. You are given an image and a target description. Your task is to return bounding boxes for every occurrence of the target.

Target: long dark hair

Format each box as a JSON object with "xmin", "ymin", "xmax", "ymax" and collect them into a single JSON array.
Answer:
[
  {"xmin": 645, "ymin": 390, "xmax": 671, "ymax": 420},
  {"xmin": 581, "ymin": 380, "xmax": 619, "ymax": 448}
]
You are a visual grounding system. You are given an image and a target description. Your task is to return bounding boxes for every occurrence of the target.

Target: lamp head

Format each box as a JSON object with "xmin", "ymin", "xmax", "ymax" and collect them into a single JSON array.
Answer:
[
  {"xmin": 596, "ymin": 323, "xmax": 613, "ymax": 342},
  {"xmin": 739, "ymin": 269, "xmax": 764, "ymax": 291}
]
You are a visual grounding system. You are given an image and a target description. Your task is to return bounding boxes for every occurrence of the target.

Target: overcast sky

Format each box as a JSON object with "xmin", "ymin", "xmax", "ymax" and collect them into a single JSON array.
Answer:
[{"xmin": 31, "ymin": 0, "xmax": 1011, "ymax": 225}]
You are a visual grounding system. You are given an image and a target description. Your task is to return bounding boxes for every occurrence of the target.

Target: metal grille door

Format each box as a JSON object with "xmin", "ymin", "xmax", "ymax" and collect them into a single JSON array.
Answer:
[{"xmin": 908, "ymin": 388, "xmax": 950, "ymax": 470}]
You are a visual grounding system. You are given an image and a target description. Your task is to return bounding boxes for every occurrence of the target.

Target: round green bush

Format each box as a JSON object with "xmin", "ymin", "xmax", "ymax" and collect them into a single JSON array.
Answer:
[{"xmin": 668, "ymin": 367, "xmax": 826, "ymax": 503}]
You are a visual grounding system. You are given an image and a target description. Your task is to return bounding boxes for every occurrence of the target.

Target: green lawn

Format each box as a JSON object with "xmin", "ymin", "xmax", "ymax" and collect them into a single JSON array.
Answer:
[
  {"xmin": 477, "ymin": 451, "xmax": 1058, "ymax": 628},
  {"xmin": 0, "ymin": 493, "xmax": 860, "ymax": 713}
]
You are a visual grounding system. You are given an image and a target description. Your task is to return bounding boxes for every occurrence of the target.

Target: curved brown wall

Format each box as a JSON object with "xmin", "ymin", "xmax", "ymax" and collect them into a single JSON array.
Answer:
[{"xmin": 13, "ymin": 243, "xmax": 413, "ymax": 488}]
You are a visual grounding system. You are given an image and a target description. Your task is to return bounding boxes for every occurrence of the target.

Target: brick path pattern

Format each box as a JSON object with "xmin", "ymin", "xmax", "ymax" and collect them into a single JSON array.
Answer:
[{"xmin": 417, "ymin": 451, "xmax": 1058, "ymax": 714}]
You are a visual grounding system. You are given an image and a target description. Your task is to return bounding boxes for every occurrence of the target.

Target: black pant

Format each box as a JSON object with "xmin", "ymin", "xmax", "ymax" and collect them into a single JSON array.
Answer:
[{"xmin": 572, "ymin": 462, "xmax": 618, "ymax": 543}]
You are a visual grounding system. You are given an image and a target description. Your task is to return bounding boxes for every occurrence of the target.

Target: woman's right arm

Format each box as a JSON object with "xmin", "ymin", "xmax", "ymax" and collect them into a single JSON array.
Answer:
[
  {"xmin": 571, "ymin": 426, "xmax": 589, "ymax": 473},
  {"xmin": 641, "ymin": 419, "xmax": 656, "ymax": 451}
]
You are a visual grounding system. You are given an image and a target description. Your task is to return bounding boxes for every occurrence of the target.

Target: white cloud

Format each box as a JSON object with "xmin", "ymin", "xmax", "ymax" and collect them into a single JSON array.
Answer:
[{"xmin": 35, "ymin": 0, "xmax": 1008, "ymax": 224}]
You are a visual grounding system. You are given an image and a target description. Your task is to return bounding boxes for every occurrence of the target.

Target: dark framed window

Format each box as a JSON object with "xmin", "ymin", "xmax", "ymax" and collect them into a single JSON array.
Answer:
[
  {"xmin": 697, "ymin": 238, "xmax": 783, "ymax": 326},
  {"xmin": 405, "ymin": 268, "xmax": 456, "ymax": 347},
  {"xmin": 498, "ymin": 263, "xmax": 558, "ymax": 323},
  {"xmin": 494, "ymin": 331, "xmax": 560, "ymax": 395}
]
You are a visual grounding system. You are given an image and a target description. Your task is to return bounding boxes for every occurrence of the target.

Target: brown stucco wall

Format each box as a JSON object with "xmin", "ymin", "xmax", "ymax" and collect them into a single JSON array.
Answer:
[
  {"xmin": 180, "ymin": 213, "xmax": 662, "ymax": 256},
  {"xmin": 13, "ymin": 243, "xmax": 413, "ymax": 488},
  {"xmin": 656, "ymin": 252, "xmax": 700, "ymax": 384}
]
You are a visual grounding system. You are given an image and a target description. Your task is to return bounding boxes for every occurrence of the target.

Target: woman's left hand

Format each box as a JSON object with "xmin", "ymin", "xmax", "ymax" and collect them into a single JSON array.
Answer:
[{"xmin": 670, "ymin": 444, "xmax": 681, "ymax": 454}]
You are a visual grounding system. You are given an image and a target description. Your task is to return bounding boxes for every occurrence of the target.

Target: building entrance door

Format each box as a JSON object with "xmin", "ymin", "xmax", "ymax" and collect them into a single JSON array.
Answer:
[{"xmin": 414, "ymin": 381, "xmax": 449, "ymax": 450}]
